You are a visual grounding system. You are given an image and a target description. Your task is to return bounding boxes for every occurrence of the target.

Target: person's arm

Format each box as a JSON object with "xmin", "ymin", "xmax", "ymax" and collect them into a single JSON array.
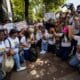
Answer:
[
  {"xmin": 68, "ymin": 25, "xmax": 74, "ymax": 40},
  {"xmin": 20, "ymin": 37, "xmax": 30, "ymax": 48},
  {"xmin": 51, "ymin": 28, "xmax": 63, "ymax": 37}
]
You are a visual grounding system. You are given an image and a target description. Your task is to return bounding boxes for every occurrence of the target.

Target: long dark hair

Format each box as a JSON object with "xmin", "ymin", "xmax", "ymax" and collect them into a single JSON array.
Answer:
[
  {"xmin": 0, "ymin": 29, "xmax": 5, "ymax": 41},
  {"xmin": 9, "ymin": 29, "xmax": 17, "ymax": 36},
  {"xmin": 23, "ymin": 29, "xmax": 30, "ymax": 39}
]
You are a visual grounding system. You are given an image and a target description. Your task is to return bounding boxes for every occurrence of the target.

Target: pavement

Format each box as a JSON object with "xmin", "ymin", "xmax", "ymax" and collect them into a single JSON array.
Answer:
[{"xmin": 7, "ymin": 53, "xmax": 80, "ymax": 80}]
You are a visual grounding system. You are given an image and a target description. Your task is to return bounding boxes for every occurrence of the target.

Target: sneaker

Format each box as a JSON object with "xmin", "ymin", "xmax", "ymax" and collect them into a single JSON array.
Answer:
[
  {"xmin": 17, "ymin": 66, "xmax": 26, "ymax": 72},
  {"xmin": 40, "ymin": 50, "xmax": 46, "ymax": 54}
]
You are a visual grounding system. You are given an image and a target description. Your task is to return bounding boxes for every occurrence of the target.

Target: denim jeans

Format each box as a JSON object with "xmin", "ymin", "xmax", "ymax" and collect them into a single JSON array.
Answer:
[
  {"xmin": 19, "ymin": 51, "xmax": 24, "ymax": 64},
  {"xmin": 71, "ymin": 39, "xmax": 77, "ymax": 55},
  {"xmin": 0, "ymin": 63, "xmax": 5, "ymax": 80},
  {"xmin": 13, "ymin": 53, "xmax": 21, "ymax": 70},
  {"xmin": 41, "ymin": 41, "xmax": 48, "ymax": 51},
  {"xmin": 69, "ymin": 55, "xmax": 80, "ymax": 68}
]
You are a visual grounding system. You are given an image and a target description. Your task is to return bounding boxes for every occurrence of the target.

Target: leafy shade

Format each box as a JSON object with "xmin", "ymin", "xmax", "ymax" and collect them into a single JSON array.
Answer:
[
  {"xmin": 11, "ymin": 0, "xmax": 66, "ymax": 22},
  {"xmin": 43, "ymin": 0, "xmax": 65, "ymax": 12},
  {"xmin": 11, "ymin": 0, "xmax": 25, "ymax": 22}
]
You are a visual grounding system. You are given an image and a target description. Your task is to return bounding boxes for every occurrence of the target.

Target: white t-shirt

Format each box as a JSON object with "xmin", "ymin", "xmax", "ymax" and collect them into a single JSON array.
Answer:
[
  {"xmin": 73, "ymin": 36, "xmax": 80, "ymax": 60},
  {"xmin": 48, "ymin": 34, "xmax": 55, "ymax": 45},
  {"xmin": 5, "ymin": 37, "xmax": 19, "ymax": 53},
  {"xmin": 0, "ymin": 41, "xmax": 6, "ymax": 63},
  {"xmin": 44, "ymin": 31, "xmax": 49, "ymax": 38},
  {"xmin": 42, "ymin": 31, "xmax": 49, "ymax": 43},
  {"xmin": 71, "ymin": 22, "xmax": 80, "ymax": 35},
  {"xmin": 58, "ymin": 33, "xmax": 63, "ymax": 37},
  {"xmin": 74, "ymin": 35, "xmax": 80, "ymax": 46},
  {"xmin": 73, "ymin": 29, "xmax": 80, "ymax": 35},
  {"xmin": 20, "ymin": 36, "xmax": 31, "ymax": 50},
  {"xmin": 76, "ymin": 52, "xmax": 80, "ymax": 60},
  {"xmin": 36, "ymin": 31, "xmax": 42, "ymax": 41},
  {"xmin": 61, "ymin": 36, "xmax": 71, "ymax": 47}
]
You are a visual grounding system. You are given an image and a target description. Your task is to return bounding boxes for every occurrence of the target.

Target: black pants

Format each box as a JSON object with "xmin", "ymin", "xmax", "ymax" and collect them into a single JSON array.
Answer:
[
  {"xmin": 71, "ymin": 39, "xmax": 77, "ymax": 55},
  {"xmin": 57, "ymin": 47, "xmax": 71, "ymax": 60},
  {"xmin": 36, "ymin": 39, "xmax": 42, "ymax": 50},
  {"xmin": 71, "ymin": 33, "xmax": 80, "ymax": 55},
  {"xmin": 48, "ymin": 44, "xmax": 56, "ymax": 53},
  {"xmin": 0, "ymin": 63, "xmax": 2, "ymax": 72}
]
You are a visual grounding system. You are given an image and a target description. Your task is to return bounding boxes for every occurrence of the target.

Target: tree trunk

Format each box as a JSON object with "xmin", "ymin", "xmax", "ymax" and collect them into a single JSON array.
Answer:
[
  {"xmin": 0, "ymin": 0, "xmax": 5, "ymax": 23},
  {"xmin": 24, "ymin": 0, "xmax": 29, "ymax": 23}
]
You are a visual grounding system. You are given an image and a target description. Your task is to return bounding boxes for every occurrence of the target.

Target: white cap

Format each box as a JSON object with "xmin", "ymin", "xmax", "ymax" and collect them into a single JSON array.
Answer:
[{"xmin": 60, "ymin": 6, "xmax": 71, "ymax": 13}]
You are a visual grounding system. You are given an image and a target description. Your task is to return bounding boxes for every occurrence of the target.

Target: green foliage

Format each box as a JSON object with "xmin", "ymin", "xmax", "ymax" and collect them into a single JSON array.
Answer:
[
  {"xmin": 11, "ymin": 0, "xmax": 66, "ymax": 22},
  {"xmin": 43, "ymin": 0, "xmax": 65, "ymax": 12},
  {"xmin": 29, "ymin": 0, "xmax": 43, "ymax": 21},
  {"xmin": 11, "ymin": 0, "xmax": 25, "ymax": 22},
  {"xmin": 29, "ymin": 0, "xmax": 66, "ymax": 21}
]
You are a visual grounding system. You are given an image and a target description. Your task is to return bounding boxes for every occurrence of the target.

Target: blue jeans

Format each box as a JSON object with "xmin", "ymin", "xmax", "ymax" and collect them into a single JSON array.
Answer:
[
  {"xmin": 19, "ymin": 52, "xmax": 24, "ymax": 64},
  {"xmin": 0, "ymin": 63, "xmax": 5, "ymax": 80},
  {"xmin": 69, "ymin": 55, "xmax": 80, "ymax": 68},
  {"xmin": 13, "ymin": 53, "xmax": 21, "ymax": 70},
  {"xmin": 41, "ymin": 41, "xmax": 48, "ymax": 51}
]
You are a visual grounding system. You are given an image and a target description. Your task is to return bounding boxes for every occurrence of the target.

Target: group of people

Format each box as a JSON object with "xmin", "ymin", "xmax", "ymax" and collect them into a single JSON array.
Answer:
[{"xmin": 0, "ymin": 3, "xmax": 80, "ymax": 80}]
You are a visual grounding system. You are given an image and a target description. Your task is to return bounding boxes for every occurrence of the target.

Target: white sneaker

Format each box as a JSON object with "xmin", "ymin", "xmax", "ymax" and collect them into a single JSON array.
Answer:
[
  {"xmin": 17, "ymin": 66, "xmax": 26, "ymax": 72},
  {"xmin": 40, "ymin": 50, "xmax": 46, "ymax": 54}
]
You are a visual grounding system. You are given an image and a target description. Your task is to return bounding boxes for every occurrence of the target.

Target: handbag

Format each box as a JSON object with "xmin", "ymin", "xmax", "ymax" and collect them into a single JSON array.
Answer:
[
  {"xmin": 7, "ymin": 49, "xmax": 15, "ymax": 56},
  {"xmin": 2, "ymin": 39, "xmax": 14, "ymax": 73},
  {"xmin": 2, "ymin": 55, "xmax": 14, "ymax": 73},
  {"xmin": 29, "ymin": 44, "xmax": 38, "ymax": 62}
]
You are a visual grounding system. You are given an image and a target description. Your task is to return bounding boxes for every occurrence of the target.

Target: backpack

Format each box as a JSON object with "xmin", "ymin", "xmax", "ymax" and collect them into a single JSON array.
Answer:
[{"xmin": 29, "ymin": 44, "xmax": 38, "ymax": 62}]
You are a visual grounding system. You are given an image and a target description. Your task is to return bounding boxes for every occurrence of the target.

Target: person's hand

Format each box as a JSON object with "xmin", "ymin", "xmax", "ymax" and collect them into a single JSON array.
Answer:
[{"xmin": 7, "ymin": 49, "xmax": 15, "ymax": 56}]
